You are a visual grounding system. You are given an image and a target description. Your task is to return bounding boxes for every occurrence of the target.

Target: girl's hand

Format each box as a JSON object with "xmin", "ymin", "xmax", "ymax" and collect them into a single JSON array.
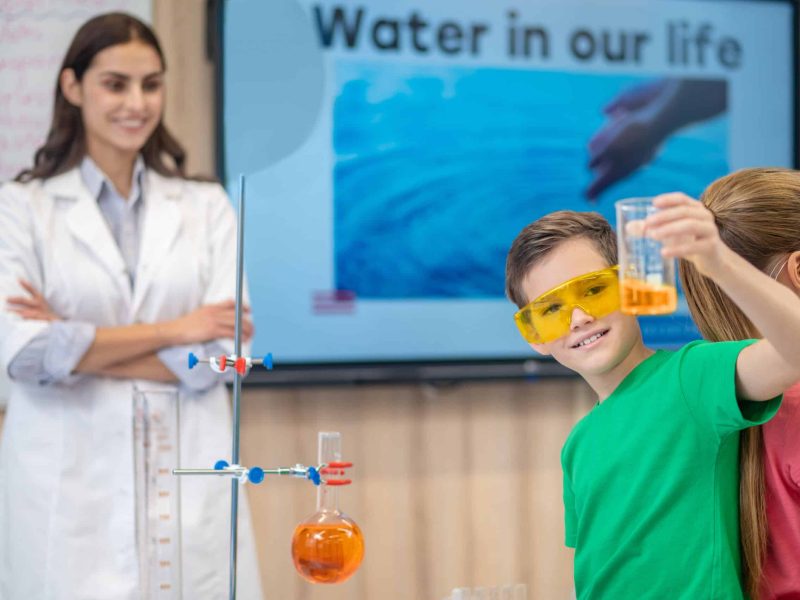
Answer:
[
  {"xmin": 645, "ymin": 193, "xmax": 728, "ymax": 277},
  {"xmin": 6, "ymin": 279, "xmax": 61, "ymax": 321},
  {"xmin": 165, "ymin": 299, "xmax": 254, "ymax": 345}
]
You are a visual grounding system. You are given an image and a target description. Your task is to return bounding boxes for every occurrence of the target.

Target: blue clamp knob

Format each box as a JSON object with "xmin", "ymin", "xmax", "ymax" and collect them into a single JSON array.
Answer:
[
  {"xmin": 307, "ymin": 466, "xmax": 321, "ymax": 486},
  {"xmin": 248, "ymin": 466, "xmax": 265, "ymax": 484},
  {"xmin": 214, "ymin": 460, "xmax": 229, "ymax": 471},
  {"xmin": 188, "ymin": 352, "xmax": 199, "ymax": 370},
  {"xmin": 264, "ymin": 353, "xmax": 274, "ymax": 370}
]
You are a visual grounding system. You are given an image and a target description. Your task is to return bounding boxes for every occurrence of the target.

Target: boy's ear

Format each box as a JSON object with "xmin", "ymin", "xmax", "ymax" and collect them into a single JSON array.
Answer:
[
  {"xmin": 529, "ymin": 342, "xmax": 551, "ymax": 356},
  {"xmin": 787, "ymin": 250, "xmax": 800, "ymax": 293}
]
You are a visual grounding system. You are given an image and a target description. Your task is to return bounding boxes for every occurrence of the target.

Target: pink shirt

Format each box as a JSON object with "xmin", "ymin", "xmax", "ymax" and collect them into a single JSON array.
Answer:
[{"xmin": 760, "ymin": 381, "xmax": 800, "ymax": 600}]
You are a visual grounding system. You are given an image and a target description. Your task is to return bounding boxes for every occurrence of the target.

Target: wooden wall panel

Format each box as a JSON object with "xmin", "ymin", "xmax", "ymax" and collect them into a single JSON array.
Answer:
[
  {"xmin": 152, "ymin": 0, "xmax": 216, "ymax": 178},
  {"xmin": 418, "ymin": 385, "xmax": 472, "ymax": 597}
]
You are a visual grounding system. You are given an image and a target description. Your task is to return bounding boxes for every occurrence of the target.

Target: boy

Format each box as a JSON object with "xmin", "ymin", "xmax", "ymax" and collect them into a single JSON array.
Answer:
[{"xmin": 504, "ymin": 194, "xmax": 800, "ymax": 598}]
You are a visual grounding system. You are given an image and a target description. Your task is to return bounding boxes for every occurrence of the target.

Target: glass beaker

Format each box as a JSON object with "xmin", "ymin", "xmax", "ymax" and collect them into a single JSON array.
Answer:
[
  {"xmin": 471, "ymin": 587, "xmax": 489, "ymax": 600},
  {"xmin": 291, "ymin": 432, "xmax": 364, "ymax": 584},
  {"xmin": 615, "ymin": 197, "xmax": 678, "ymax": 315},
  {"xmin": 133, "ymin": 387, "xmax": 183, "ymax": 599}
]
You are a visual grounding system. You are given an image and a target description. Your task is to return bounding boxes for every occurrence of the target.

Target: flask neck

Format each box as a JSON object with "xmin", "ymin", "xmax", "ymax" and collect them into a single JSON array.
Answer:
[{"xmin": 316, "ymin": 482, "xmax": 340, "ymax": 513}]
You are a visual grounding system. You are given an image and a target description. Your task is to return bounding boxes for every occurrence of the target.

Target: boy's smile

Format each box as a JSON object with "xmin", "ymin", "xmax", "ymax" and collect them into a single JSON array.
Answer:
[{"xmin": 569, "ymin": 327, "xmax": 610, "ymax": 350}]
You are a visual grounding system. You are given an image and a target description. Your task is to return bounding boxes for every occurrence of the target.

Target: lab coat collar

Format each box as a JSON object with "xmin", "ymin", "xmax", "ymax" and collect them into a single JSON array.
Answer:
[
  {"xmin": 131, "ymin": 170, "xmax": 183, "ymax": 316},
  {"xmin": 79, "ymin": 154, "xmax": 146, "ymax": 205},
  {"xmin": 43, "ymin": 169, "xmax": 132, "ymax": 304}
]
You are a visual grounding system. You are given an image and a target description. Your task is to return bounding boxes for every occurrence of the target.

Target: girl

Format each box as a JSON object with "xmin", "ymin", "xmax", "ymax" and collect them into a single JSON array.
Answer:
[
  {"xmin": 0, "ymin": 13, "xmax": 263, "ymax": 599},
  {"xmin": 680, "ymin": 167, "xmax": 800, "ymax": 599}
]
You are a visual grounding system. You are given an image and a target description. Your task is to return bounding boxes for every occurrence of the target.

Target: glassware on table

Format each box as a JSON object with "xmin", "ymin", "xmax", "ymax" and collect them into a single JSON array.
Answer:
[{"xmin": 444, "ymin": 584, "xmax": 527, "ymax": 600}]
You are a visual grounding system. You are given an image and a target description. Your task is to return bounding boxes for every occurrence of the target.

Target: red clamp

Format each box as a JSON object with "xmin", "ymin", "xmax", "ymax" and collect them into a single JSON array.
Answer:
[
  {"xmin": 320, "ymin": 461, "xmax": 353, "ymax": 486},
  {"xmin": 235, "ymin": 357, "xmax": 248, "ymax": 375}
]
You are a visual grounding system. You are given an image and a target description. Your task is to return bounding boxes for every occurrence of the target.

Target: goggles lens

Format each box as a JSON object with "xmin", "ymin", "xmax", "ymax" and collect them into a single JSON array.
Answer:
[{"xmin": 514, "ymin": 266, "xmax": 620, "ymax": 344}]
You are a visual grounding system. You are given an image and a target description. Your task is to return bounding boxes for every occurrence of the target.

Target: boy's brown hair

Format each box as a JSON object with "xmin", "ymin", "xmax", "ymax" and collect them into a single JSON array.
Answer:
[{"xmin": 505, "ymin": 210, "xmax": 618, "ymax": 308}]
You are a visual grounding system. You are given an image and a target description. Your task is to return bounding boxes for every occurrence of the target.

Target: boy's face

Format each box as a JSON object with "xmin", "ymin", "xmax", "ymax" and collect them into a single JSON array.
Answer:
[{"xmin": 521, "ymin": 238, "xmax": 642, "ymax": 377}]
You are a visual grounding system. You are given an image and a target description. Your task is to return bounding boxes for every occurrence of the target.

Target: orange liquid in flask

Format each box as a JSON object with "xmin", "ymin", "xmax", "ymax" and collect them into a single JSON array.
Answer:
[
  {"xmin": 292, "ymin": 518, "xmax": 365, "ymax": 584},
  {"xmin": 620, "ymin": 278, "xmax": 677, "ymax": 315}
]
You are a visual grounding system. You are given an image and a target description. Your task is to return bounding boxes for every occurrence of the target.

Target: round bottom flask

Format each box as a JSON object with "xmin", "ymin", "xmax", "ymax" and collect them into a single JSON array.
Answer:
[{"xmin": 291, "ymin": 432, "xmax": 364, "ymax": 584}]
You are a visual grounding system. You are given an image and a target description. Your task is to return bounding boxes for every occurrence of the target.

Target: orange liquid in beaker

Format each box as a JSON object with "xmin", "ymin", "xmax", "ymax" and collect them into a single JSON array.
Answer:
[
  {"xmin": 291, "ymin": 520, "xmax": 365, "ymax": 584},
  {"xmin": 620, "ymin": 278, "xmax": 677, "ymax": 315}
]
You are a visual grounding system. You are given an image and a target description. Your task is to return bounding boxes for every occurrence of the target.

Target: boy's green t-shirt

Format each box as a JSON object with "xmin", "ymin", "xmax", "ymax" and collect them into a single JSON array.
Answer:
[{"xmin": 562, "ymin": 340, "xmax": 781, "ymax": 600}]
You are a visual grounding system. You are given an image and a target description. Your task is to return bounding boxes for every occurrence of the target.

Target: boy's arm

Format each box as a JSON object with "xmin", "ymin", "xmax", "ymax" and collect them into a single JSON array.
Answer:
[{"xmin": 647, "ymin": 193, "xmax": 800, "ymax": 401}]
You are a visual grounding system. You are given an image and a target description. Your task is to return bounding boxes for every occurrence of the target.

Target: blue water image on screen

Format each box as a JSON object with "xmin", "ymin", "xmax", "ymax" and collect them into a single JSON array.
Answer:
[{"xmin": 333, "ymin": 64, "xmax": 728, "ymax": 300}]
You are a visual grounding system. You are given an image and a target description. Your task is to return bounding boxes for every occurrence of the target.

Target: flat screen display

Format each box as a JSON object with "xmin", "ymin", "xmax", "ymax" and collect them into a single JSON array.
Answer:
[{"xmin": 219, "ymin": 0, "xmax": 796, "ymax": 380}]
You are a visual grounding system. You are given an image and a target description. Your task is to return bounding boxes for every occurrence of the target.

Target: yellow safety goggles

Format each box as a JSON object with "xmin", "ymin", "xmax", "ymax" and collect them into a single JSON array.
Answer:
[{"xmin": 514, "ymin": 266, "xmax": 620, "ymax": 344}]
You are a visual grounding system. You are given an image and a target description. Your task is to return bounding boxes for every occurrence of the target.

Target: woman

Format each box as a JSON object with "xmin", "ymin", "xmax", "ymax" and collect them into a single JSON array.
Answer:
[
  {"xmin": 0, "ymin": 13, "xmax": 263, "ymax": 599},
  {"xmin": 679, "ymin": 167, "xmax": 800, "ymax": 600}
]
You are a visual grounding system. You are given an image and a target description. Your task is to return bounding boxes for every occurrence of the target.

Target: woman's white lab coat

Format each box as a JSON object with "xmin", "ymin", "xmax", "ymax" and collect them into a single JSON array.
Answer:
[{"xmin": 0, "ymin": 168, "xmax": 263, "ymax": 599}]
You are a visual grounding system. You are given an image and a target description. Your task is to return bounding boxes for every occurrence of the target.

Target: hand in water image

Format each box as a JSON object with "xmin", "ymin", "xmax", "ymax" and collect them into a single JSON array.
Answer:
[{"xmin": 586, "ymin": 78, "xmax": 727, "ymax": 200}]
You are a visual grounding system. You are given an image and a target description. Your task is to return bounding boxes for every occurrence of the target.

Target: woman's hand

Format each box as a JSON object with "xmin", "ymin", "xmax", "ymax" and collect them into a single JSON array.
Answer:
[
  {"xmin": 165, "ymin": 299, "xmax": 254, "ymax": 345},
  {"xmin": 6, "ymin": 279, "xmax": 61, "ymax": 321},
  {"xmin": 644, "ymin": 193, "xmax": 729, "ymax": 277}
]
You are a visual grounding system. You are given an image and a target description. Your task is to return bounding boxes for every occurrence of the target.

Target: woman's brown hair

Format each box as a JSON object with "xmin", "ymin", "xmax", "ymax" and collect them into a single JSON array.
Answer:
[
  {"xmin": 678, "ymin": 167, "xmax": 800, "ymax": 600},
  {"xmin": 15, "ymin": 12, "xmax": 187, "ymax": 182}
]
